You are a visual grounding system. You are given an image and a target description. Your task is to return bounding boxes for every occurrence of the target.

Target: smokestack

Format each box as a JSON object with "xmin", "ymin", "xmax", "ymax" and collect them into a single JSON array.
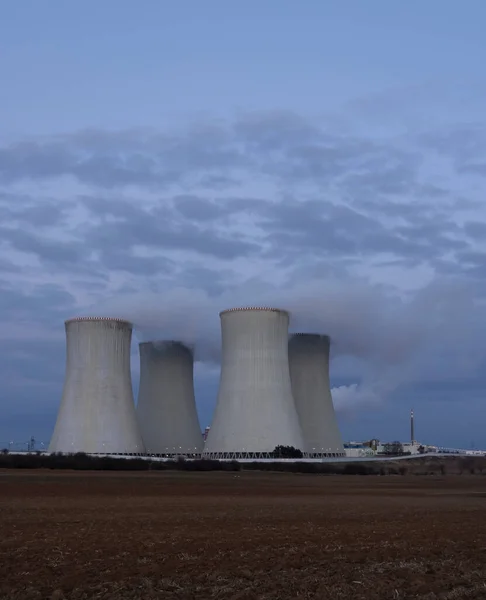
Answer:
[
  {"xmin": 288, "ymin": 333, "xmax": 345, "ymax": 457},
  {"xmin": 49, "ymin": 317, "xmax": 145, "ymax": 454},
  {"xmin": 136, "ymin": 340, "xmax": 203, "ymax": 455},
  {"xmin": 411, "ymin": 408, "xmax": 415, "ymax": 444},
  {"xmin": 203, "ymin": 307, "xmax": 304, "ymax": 458}
]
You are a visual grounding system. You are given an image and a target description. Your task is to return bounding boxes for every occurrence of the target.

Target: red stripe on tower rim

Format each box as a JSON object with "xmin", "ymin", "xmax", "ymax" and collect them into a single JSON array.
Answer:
[
  {"xmin": 65, "ymin": 316, "xmax": 133, "ymax": 327},
  {"xmin": 219, "ymin": 306, "xmax": 289, "ymax": 317}
]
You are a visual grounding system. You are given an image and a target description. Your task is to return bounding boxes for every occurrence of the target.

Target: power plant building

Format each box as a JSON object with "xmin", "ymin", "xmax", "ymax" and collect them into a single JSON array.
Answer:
[
  {"xmin": 204, "ymin": 307, "xmax": 304, "ymax": 458},
  {"xmin": 49, "ymin": 317, "xmax": 145, "ymax": 455},
  {"xmin": 288, "ymin": 333, "xmax": 345, "ymax": 457},
  {"xmin": 136, "ymin": 341, "xmax": 203, "ymax": 455}
]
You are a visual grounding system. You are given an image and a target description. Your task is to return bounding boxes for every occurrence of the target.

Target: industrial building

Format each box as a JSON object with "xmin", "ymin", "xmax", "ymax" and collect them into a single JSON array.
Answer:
[
  {"xmin": 203, "ymin": 307, "xmax": 304, "ymax": 458},
  {"xmin": 49, "ymin": 317, "xmax": 145, "ymax": 455},
  {"xmin": 288, "ymin": 334, "xmax": 345, "ymax": 457},
  {"xmin": 136, "ymin": 340, "xmax": 203, "ymax": 455}
]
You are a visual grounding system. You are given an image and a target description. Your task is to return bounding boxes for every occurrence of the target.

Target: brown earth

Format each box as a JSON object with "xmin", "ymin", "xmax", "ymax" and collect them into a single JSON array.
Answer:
[{"xmin": 1, "ymin": 470, "xmax": 486, "ymax": 600}]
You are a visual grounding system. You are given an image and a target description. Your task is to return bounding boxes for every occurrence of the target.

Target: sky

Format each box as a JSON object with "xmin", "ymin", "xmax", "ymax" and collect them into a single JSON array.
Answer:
[{"xmin": 1, "ymin": 0, "xmax": 486, "ymax": 450}]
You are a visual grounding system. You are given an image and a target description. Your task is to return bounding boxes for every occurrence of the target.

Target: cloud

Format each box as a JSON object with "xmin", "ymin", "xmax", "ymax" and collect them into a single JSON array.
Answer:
[
  {"xmin": 1, "ymin": 104, "xmax": 486, "ymax": 444},
  {"xmin": 85, "ymin": 278, "xmax": 404, "ymax": 367},
  {"xmin": 0, "ymin": 227, "xmax": 85, "ymax": 265},
  {"xmin": 0, "ymin": 283, "xmax": 76, "ymax": 326},
  {"xmin": 331, "ymin": 384, "xmax": 382, "ymax": 415},
  {"xmin": 80, "ymin": 196, "xmax": 262, "ymax": 261},
  {"xmin": 0, "ymin": 112, "xmax": 482, "ymax": 277}
]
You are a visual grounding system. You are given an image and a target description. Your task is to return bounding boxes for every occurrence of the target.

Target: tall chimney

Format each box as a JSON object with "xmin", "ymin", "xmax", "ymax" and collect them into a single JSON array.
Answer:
[{"xmin": 410, "ymin": 408, "xmax": 415, "ymax": 445}]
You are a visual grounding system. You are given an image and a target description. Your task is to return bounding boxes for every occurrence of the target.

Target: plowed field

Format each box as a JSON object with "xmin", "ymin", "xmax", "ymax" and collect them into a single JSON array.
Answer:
[{"xmin": 1, "ymin": 470, "xmax": 486, "ymax": 599}]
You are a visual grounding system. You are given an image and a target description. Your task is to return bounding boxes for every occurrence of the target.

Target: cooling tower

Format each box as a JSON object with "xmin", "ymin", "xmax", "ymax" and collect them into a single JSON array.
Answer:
[
  {"xmin": 204, "ymin": 307, "xmax": 304, "ymax": 458},
  {"xmin": 136, "ymin": 341, "xmax": 203, "ymax": 455},
  {"xmin": 288, "ymin": 334, "xmax": 345, "ymax": 457},
  {"xmin": 49, "ymin": 317, "xmax": 145, "ymax": 455}
]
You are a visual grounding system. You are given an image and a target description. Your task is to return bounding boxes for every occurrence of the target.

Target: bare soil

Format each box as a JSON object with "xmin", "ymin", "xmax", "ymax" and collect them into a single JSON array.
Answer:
[{"xmin": 1, "ymin": 470, "xmax": 486, "ymax": 599}]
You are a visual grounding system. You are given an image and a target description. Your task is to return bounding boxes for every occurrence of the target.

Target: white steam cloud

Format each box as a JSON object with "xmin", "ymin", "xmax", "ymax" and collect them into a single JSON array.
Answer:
[
  {"xmin": 331, "ymin": 384, "xmax": 381, "ymax": 414},
  {"xmin": 83, "ymin": 276, "xmax": 486, "ymax": 414}
]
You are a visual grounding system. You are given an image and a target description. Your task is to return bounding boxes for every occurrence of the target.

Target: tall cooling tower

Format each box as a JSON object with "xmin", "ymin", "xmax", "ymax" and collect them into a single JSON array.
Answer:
[
  {"xmin": 204, "ymin": 307, "xmax": 304, "ymax": 458},
  {"xmin": 288, "ymin": 333, "xmax": 345, "ymax": 457},
  {"xmin": 136, "ymin": 341, "xmax": 203, "ymax": 455},
  {"xmin": 49, "ymin": 317, "xmax": 145, "ymax": 455}
]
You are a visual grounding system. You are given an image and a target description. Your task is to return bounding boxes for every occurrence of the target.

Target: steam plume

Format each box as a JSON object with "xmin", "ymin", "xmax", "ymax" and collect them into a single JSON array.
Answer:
[{"xmin": 83, "ymin": 275, "xmax": 486, "ymax": 413}]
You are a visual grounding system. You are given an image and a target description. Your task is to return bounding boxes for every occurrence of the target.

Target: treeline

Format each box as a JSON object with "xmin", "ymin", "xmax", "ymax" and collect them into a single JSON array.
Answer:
[
  {"xmin": 0, "ymin": 452, "xmax": 237, "ymax": 472},
  {"xmin": 0, "ymin": 452, "xmax": 382, "ymax": 473},
  {"xmin": 0, "ymin": 452, "xmax": 409, "ymax": 475},
  {"xmin": 1, "ymin": 451, "xmax": 485, "ymax": 475}
]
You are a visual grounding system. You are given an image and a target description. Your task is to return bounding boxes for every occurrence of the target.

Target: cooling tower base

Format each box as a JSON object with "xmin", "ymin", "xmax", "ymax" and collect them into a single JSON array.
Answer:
[
  {"xmin": 145, "ymin": 451, "xmax": 202, "ymax": 458},
  {"xmin": 85, "ymin": 451, "xmax": 202, "ymax": 458},
  {"xmin": 306, "ymin": 452, "xmax": 346, "ymax": 459},
  {"xmin": 203, "ymin": 451, "xmax": 346, "ymax": 459}
]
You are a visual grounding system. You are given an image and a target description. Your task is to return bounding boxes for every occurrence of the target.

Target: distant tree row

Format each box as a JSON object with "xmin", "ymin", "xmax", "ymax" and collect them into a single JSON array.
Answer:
[
  {"xmin": 0, "ymin": 451, "xmax": 377, "ymax": 474},
  {"xmin": 0, "ymin": 452, "xmax": 241, "ymax": 472}
]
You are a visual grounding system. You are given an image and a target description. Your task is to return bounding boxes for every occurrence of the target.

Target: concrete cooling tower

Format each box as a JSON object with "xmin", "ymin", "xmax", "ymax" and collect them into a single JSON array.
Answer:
[
  {"xmin": 204, "ymin": 307, "xmax": 304, "ymax": 458},
  {"xmin": 136, "ymin": 341, "xmax": 203, "ymax": 455},
  {"xmin": 288, "ymin": 333, "xmax": 345, "ymax": 457},
  {"xmin": 49, "ymin": 317, "xmax": 145, "ymax": 455}
]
